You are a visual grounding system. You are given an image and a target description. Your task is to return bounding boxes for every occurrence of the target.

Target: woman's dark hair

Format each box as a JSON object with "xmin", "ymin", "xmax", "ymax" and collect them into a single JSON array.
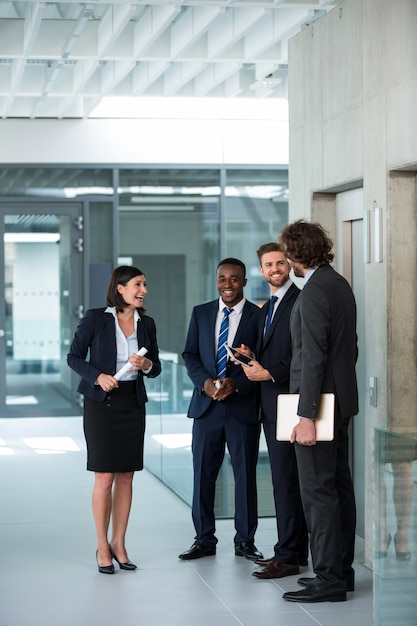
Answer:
[
  {"xmin": 279, "ymin": 220, "xmax": 334, "ymax": 267},
  {"xmin": 106, "ymin": 265, "xmax": 146, "ymax": 313}
]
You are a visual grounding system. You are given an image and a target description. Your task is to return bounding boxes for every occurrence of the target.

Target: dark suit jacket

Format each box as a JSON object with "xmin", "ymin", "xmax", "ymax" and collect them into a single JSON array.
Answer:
[
  {"xmin": 67, "ymin": 307, "xmax": 161, "ymax": 404},
  {"xmin": 256, "ymin": 282, "xmax": 300, "ymax": 423},
  {"xmin": 289, "ymin": 265, "xmax": 358, "ymax": 419},
  {"xmin": 182, "ymin": 299, "xmax": 260, "ymax": 423}
]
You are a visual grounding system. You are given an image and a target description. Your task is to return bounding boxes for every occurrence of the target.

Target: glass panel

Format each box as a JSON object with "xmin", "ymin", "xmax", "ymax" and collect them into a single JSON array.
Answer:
[
  {"xmin": 214, "ymin": 431, "xmax": 274, "ymax": 518},
  {"xmin": 144, "ymin": 358, "xmax": 274, "ymax": 517},
  {"xmin": 225, "ymin": 167, "xmax": 289, "ymax": 305},
  {"xmin": 132, "ymin": 167, "xmax": 281, "ymax": 517},
  {"xmin": 118, "ymin": 168, "xmax": 221, "ymax": 360},
  {"xmin": 218, "ymin": 167, "xmax": 288, "ymax": 516},
  {"xmin": 4, "ymin": 214, "xmax": 73, "ymax": 414},
  {"xmin": 89, "ymin": 201, "xmax": 114, "ymax": 264},
  {"xmin": 0, "ymin": 167, "xmax": 113, "ymax": 198},
  {"xmin": 374, "ymin": 429, "xmax": 417, "ymax": 625},
  {"xmin": 145, "ymin": 359, "xmax": 194, "ymax": 505}
]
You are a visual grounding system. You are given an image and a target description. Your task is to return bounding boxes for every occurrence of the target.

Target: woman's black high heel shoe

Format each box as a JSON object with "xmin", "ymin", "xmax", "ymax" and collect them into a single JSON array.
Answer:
[
  {"xmin": 109, "ymin": 545, "xmax": 137, "ymax": 571},
  {"xmin": 96, "ymin": 550, "xmax": 115, "ymax": 574},
  {"xmin": 394, "ymin": 534, "xmax": 411, "ymax": 561}
]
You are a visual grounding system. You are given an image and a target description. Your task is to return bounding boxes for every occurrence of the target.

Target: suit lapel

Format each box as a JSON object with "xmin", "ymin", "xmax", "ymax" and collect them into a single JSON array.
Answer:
[
  {"xmin": 256, "ymin": 302, "xmax": 269, "ymax": 354},
  {"xmin": 208, "ymin": 300, "xmax": 220, "ymax": 361},
  {"xmin": 136, "ymin": 313, "xmax": 148, "ymax": 350},
  {"xmin": 262, "ymin": 283, "xmax": 298, "ymax": 349},
  {"xmin": 233, "ymin": 301, "xmax": 252, "ymax": 346}
]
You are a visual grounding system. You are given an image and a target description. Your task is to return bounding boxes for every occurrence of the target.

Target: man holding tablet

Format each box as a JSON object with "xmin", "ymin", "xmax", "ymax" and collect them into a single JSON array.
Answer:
[{"xmin": 234, "ymin": 242, "xmax": 308, "ymax": 579}]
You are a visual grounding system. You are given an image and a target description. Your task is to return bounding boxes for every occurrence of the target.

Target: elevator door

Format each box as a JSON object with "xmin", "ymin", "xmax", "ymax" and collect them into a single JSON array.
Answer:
[
  {"xmin": 337, "ymin": 188, "xmax": 366, "ymax": 537},
  {"xmin": 351, "ymin": 217, "xmax": 366, "ymax": 537},
  {"xmin": 0, "ymin": 203, "xmax": 84, "ymax": 417}
]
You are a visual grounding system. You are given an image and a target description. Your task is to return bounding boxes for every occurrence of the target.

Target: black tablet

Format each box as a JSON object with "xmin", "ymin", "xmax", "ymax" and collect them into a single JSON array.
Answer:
[{"xmin": 225, "ymin": 344, "xmax": 253, "ymax": 367}]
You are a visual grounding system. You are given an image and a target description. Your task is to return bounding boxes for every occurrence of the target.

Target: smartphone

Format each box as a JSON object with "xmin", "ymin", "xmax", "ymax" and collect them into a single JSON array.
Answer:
[{"xmin": 225, "ymin": 344, "xmax": 253, "ymax": 367}]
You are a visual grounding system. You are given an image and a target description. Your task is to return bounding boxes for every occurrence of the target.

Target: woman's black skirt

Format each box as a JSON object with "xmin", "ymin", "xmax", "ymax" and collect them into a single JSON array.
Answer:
[{"xmin": 83, "ymin": 380, "xmax": 145, "ymax": 472}]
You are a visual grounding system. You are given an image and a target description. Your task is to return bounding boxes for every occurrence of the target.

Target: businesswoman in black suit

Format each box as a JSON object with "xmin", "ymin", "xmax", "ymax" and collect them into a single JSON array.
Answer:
[{"xmin": 67, "ymin": 266, "xmax": 161, "ymax": 574}]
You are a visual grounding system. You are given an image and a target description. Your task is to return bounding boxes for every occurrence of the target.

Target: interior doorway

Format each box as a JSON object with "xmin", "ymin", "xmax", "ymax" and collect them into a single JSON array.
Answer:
[{"xmin": 0, "ymin": 202, "xmax": 84, "ymax": 417}]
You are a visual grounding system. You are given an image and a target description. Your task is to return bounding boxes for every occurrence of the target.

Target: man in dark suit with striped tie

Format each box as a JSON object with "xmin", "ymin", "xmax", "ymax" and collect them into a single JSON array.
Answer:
[
  {"xmin": 179, "ymin": 258, "xmax": 263, "ymax": 561},
  {"xmin": 234, "ymin": 243, "xmax": 308, "ymax": 579}
]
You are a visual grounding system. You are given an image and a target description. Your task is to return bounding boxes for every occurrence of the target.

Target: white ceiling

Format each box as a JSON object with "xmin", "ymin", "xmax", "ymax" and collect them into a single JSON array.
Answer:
[{"xmin": 0, "ymin": 1, "xmax": 336, "ymax": 119}]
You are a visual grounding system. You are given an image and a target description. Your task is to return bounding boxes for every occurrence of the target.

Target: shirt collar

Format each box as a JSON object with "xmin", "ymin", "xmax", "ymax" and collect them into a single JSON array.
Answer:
[
  {"xmin": 304, "ymin": 267, "xmax": 318, "ymax": 284},
  {"xmin": 271, "ymin": 278, "xmax": 293, "ymax": 299},
  {"xmin": 105, "ymin": 306, "xmax": 141, "ymax": 322},
  {"xmin": 218, "ymin": 297, "xmax": 246, "ymax": 315}
]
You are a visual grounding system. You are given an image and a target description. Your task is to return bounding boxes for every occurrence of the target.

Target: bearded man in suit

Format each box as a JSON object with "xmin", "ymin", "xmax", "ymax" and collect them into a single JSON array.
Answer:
[
  {"xmin": 280, "ymin": 220, "xmax": 358, "ymax": 604},
  {"xmin": 233, "ymin": 242, "xmax": 308, "ymax": 579}
]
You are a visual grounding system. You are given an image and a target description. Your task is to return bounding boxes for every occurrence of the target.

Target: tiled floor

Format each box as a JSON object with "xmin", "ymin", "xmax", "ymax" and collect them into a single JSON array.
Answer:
[{"xmin": 0, "ymin": 417, "xmax": 374, "ymax": 626}]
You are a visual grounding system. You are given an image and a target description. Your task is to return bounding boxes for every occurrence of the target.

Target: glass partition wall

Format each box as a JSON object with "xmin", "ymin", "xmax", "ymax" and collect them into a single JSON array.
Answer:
[
  {"xmin": 225, "ymin": 168, "xmax": 289, "ymax": 306},
  {"xmin": 116, "ymin": 166, "xmax": 288, "ymax": 516},
  {"xmin": 374, "ymin": 429, "xmax": 417, "ymax": 625},
  {"xmin": 0, "ymin": 164, "xmax": 288, "ymax": 514}
]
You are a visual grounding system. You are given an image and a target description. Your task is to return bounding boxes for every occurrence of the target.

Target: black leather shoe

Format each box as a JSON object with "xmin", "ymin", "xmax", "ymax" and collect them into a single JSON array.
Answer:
[
  {"xmin": 298, "ymin": 574, "xmax": 354, "ymax": 592},
  {"xmin": 179, "ymin": 542, "xmax": 216, "ymax": 560},
  {"xmin": 283, "ymin": 582, "xmax": 346, "ymax": 603},
  {"xmin": 109, "ymin": 545, "xmax": 137, "ymax": 571},
  {"xmin": 96, "ymin": 550, "xmax": 115, "ymax": 575},
  {"xmin": 235, "ymin": 541, "xmax": 263, "ymax": 561}
]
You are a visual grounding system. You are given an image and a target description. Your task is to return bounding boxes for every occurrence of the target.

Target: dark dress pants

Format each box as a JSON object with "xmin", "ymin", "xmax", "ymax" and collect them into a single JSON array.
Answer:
[
  {"xmin": 295, "ymin": 414, "xmax": 356, "ymax": 584},
  {"xmin": 263, "ymin": 417, "xmax": 308, "ymax": 564},
  {"xmin": 191, "ymin": 402, "xmax": 260, "ymax": 547}
]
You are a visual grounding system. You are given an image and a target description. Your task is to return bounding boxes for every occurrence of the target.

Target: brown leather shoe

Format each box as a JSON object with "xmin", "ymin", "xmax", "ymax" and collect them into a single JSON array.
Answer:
[{"xmin": 252, "ymin": 560, "xmax": 300, "ymax": 579}]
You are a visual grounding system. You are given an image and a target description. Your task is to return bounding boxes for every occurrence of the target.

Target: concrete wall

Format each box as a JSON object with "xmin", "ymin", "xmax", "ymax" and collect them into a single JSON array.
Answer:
[{"xmin": 288, "ymin": 0, "xmax": 417, "ymax": 563}]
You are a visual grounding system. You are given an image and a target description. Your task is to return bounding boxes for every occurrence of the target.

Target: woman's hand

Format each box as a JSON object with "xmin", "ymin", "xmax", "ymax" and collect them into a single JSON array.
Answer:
[
  {"xmin": 97, "ymin": 373, "xmax": 118, "ymax": 392},
  {"xmin": 128, "ymin": 353, "xmax": 152, "ymax": 371}
]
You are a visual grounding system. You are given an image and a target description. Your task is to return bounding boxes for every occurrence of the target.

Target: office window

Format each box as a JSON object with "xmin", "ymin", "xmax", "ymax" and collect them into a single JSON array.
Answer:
[
  {"xmin": 118, "ymin": 167, "xmax": 221, "ymax": 360},
  {"xmin": 225, "ymin": 167, "xmax": 289, "ymax": 306}
]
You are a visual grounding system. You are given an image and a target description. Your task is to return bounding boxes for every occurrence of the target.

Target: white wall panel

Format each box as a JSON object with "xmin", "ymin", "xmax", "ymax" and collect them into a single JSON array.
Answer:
[{"xmin": 0, "ymin": 116, "xmax": 287, "ymax": 165}]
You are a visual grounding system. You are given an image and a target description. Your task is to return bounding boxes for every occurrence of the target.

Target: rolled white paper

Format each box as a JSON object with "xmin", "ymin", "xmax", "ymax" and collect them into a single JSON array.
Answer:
[{"xmin": 114, "ymin": 347, "xmax": 148, "ymax": 380}]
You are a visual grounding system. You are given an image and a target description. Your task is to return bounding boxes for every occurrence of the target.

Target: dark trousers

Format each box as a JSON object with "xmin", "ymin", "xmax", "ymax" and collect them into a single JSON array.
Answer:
[
  {"xmin": 191, "ymin": 404, "xmax": 260, "ymax": 547},
  {"xmin": 263, "ymin": 418, "xmax": 308, "ymax": 564},
  {"xmin": 295, "ymin": 415, "xmax": 356, "ymax": 584}
]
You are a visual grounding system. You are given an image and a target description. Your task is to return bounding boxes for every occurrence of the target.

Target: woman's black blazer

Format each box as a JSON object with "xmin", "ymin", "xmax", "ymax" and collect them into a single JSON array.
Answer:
[{"xmin": 67, "ymin": 307, "xmax": 161, "ymax": 404}]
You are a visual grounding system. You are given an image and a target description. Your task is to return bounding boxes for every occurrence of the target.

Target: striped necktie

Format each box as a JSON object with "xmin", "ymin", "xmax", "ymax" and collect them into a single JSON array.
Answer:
[
  {"xmin": 264, "ymin": 295, "xmax": 278, "ymax": 337},
  {"xmin": 216, "ymin": 307, "xmax": 233, "ymax": 378}
]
